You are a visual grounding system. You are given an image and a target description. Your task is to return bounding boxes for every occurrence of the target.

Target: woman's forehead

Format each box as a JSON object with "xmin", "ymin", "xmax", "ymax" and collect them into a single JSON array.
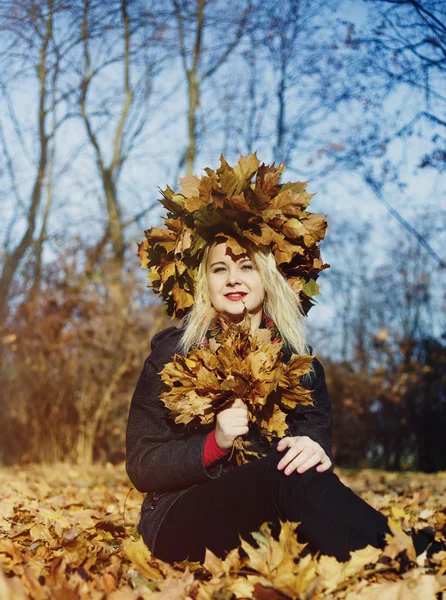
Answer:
[{"xmin": 207, "ymin": 241, "xmax": 250, "ymax": 263}]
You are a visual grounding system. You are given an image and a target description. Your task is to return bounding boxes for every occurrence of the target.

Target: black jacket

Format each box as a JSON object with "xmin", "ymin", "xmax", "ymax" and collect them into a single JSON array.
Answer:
[{"xmin": 125, "ymin": 325, "xmax": 333, "ymax": 553}]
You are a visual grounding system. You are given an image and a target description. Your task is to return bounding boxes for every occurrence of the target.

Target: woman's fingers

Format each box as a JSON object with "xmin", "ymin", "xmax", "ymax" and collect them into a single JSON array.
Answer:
[
  {"xmin": 316, "ymin": 457, "xmax": 332, "ymax": 472},
  {"xmin": 291, "ymin": 452, "xmax": 324, "ymax": 475},
  {"xmin": 276, "ymin": 436, "xmax": 292, "ymax": 451},
  {"xmin": 219, "ymin": 408, "xmax": 248, "ymax": 423},
  {"xmin": 233, "ymin": 426, "xmax": 250, "ymax": 435},
  {"xmin": 277, "ymin": 444, "xmax": 308, "ymax": 471},
  {"xmin": 284, "ymin": 451, "xmax": 331, "ymax": 475},
  {"xmin": 283, "ymin": 448, "xmax": 314, "ymax": 474},
  {"xmin": 277, "ymin": 437, "xmax": 309, "ymax": 470},
  {"xmin": 215, "ymin": 398, "xmax": 250, "ymax": 449},
  {"xmin": 277, "ymin": 435, "xmax": 331, "ymax": 475},
  {"xmin": 232, "ymin": 398, "xmax": 247, "ymax": 409},
  {"xmin": 229, "ymin": 417, "xmax": 249, "ymax": 427},
  {"xmin": 231, "ymin": 408, "xmax": 248, "ymax": 417}
]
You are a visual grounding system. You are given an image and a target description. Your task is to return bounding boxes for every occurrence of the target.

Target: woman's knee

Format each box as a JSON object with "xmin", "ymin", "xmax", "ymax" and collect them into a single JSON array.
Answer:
[
  {"xmin": 260, "ymin": 456, "xmax": 328, "ymax": 520},
  {"xmin": 267, "ymin": 454, "xmax": 326, "ymax": 489}
]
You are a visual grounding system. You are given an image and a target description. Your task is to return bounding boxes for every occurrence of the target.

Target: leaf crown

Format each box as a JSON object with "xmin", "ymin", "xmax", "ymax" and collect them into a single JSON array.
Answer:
[{"xmin": 137, "ymin": 153, "xmax": 329, "ymax": 318}]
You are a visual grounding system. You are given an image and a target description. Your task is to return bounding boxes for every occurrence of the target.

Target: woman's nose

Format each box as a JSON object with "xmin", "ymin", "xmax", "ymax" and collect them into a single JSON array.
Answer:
[{"xmin": 226, "ymin": 268, "xmax": 241, "ymax": 285}]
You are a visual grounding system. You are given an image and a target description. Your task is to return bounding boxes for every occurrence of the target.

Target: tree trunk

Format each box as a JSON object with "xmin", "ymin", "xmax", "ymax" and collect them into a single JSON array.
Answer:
[
  {"xmin": 186, "ymin": 75, "xmax": 199, "ymax": 175},
  {"xmin": 76, "ymin": 421, "xmax": 95, "ymax": 466},
  {"xmin": 103, "ymin": 169, "xmax": 125, "ymax": 308},
  {"xmin": 0, "ymin": 19, "xmax": 51, "ymax": 324}
]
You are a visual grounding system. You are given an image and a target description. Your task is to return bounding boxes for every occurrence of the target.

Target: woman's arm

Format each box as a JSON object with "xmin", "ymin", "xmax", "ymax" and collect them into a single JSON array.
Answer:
[
  {"xmin": 284, "ymin": 356, "xmax": 333, "ymax": 467},
  {"xmin": 126, "ymin": 356, "xmax": 224, "ymax": 493}
]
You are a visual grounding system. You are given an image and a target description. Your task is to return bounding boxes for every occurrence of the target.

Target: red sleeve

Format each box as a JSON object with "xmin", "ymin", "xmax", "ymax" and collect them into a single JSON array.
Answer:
[{"xmin": 203, "ymin": 430, "xmax": 230, "ymax": 467}]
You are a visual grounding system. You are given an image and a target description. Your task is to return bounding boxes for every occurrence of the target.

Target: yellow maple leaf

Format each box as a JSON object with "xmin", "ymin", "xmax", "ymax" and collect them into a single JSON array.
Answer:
[
  {"xmin": 178, "ymin": 174, "xmax": 201, "ymax": 198},
  {"xmin": 233, "ymin": 153, "xmax": 261, "ymax": 193},
  {"xmin": 383, "ymin": 519, "xmax": 417, "ymax": 562},
  {"xmin": 122, "ymin": 538, "xmax": 173, "ymax": 580},
  {"xmin": 171, "ymin": 283, "xmax": 194, "ymax": 310}
]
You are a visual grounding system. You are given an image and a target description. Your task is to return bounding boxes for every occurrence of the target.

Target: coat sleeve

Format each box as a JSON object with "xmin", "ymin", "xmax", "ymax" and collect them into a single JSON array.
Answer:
[
  {"xmin": 284, "ymin": 356, "xmax": 334, "ymax": 469},
  {"xmin": 126, "ymin": 356, "xmax": 224, "ymax": 493}
]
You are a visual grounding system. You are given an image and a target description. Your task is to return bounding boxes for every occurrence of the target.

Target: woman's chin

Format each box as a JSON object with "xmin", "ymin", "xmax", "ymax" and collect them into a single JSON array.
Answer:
[
  {"xmin": 218, "ymin": 304, "xmax": 260, "ymax": 322},
  {"xmin": 220, "ymin": 309, "xmax": 246, "ymax": 321}
]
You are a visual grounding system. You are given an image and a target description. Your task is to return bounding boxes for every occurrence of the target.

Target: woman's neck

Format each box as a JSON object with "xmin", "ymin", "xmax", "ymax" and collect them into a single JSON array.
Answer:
[{"xmin": 218, "ymin": 309, "xmax": 262, "ymax": 332}]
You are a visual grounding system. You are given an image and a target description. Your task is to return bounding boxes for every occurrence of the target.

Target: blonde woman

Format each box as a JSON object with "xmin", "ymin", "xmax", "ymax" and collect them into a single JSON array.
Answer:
[
  {"xmin": 127, "ymin": 157, "xmax": 439, "ymax": 564},
  {"xmin": 129, "ymin": 238, "xmax": 378, "ymax": 562}
]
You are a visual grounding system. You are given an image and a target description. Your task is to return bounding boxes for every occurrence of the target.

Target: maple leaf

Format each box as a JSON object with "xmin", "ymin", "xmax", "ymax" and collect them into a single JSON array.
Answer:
[
  {"xmin": 239, "ymin": 521, "xmax": 316, "ymax": 600},
  {"xmin": 214, "ymin": 232, "xmax": 247, "ymax": 258},
  {"xmin": 348, "ymin": 571, "xmax": 441, "ymax": 599},
  {"xmin": 287, "ymin": 277, "xmax": 304, "ymax": 295},
  {"xmin": 435, "ymin": 508, "xmax": 446, "ymax": 536},
  {"xmin": 240, "ymin": 523, "xmax": 285, "ymax": 575},
  {"xmin": 382, "ymin": 519, "xmax": 417, "ymax": 562},
  {"xmin": 203, "ymin": 547, "xmax": 241, "ymax": 578},
  {"xmin": 230, "ymin": 577, "xmax": 257, "ymax": 599},
  {"xmin": 151, "ymin": 568, "xmax": 197, "ymax": 599},
  {"xmin": 171, "ymin": 283, "xmax": 194, "ymax": 314},
  {"xmin": 123, "ymin": 538, "xmax": 175, "ymax": 580},
  {"xmin": 302, "ymin": 279, "xmax": 320, "ymax": 298},
  {"xmin": 301, "ymin": 213, "xmax": 327, "ymax": 247},
  {"xmin": 281, "ymin": 217, "xmax": 306, "ymax": 240},
  {"xmin": 233, "ymin": 153, "xmax": 261, "ymax": 194},
  {"xmin": 263, "ymin": 405, "xmax": 288, "ymax": 438},
  {"xmin": 0, "ymin": 563, "xmax": 27, "ymax": 600},
  {"xmin": 0, "ymin": 540, "xmax": 24, "ymax": 567},
  {"xmin": 178, "ymin": 175, "xmax": 201, "ymax": 198}
]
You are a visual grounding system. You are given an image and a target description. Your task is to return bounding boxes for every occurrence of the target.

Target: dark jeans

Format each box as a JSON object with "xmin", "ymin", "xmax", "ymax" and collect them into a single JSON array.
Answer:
[{"xmin": 152, "ymin": 450, "xmax": 392, "ymax": 563}]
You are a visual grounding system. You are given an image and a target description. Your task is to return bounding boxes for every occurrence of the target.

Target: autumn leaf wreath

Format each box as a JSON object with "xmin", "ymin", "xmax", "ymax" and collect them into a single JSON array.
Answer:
[{"xmin": 159, "ymin": 313, "xmax": 315, "ymax": 465}]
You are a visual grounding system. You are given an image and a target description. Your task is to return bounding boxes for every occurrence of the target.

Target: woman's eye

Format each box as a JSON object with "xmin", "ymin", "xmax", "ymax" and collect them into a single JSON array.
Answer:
[{"xmin": 212, "ymin": 264, "xmax": 252, "ymax": 273}]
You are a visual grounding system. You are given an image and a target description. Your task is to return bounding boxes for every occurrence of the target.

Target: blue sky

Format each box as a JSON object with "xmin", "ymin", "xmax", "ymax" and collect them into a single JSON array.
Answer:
[{"xmin": 1, "ymin": 0, "xmax": 444, "ymax": 357}]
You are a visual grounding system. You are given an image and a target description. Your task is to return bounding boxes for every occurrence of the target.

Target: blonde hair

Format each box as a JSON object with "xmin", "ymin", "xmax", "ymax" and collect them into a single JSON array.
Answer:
[{"xmin": 178, "ymin": 241, "xmax": 311, "ymax": 360}]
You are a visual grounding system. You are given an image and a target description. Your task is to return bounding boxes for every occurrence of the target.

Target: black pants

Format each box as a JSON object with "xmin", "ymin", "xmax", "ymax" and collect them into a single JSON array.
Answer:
[{"xmin": 152, "ymin": 450, "xmax": 392, "ymax": 563}]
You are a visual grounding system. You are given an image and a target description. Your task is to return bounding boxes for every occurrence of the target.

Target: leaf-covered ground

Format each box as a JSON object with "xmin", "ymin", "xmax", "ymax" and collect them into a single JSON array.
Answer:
[{"xmin": 1, "ymin": 463, "xmax": 445, "ymax": 599}]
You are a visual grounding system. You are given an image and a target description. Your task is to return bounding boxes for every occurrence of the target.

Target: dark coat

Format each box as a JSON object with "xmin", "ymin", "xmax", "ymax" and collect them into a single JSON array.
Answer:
[{"xmin": 125, "ymin": 324, "xmax": 333, "ymax": 553}]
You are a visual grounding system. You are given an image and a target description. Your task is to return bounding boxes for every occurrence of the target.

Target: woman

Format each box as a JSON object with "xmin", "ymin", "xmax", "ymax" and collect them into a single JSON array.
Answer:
[{"xmin": 127, "ymin": 155, "xmax": 437, "ymax": 564}]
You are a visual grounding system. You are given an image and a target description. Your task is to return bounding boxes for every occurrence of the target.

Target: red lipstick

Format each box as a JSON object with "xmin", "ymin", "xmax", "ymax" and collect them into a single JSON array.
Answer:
[{"xmin": 224, "ymin": 292, "xmax": 247, "ymax": 301}]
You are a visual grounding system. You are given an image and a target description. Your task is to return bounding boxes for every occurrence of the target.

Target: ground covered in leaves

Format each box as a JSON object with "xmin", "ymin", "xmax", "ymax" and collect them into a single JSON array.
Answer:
[{"xmin": 0, "ymin": 463, "xmax": 445, "ymax": 599}]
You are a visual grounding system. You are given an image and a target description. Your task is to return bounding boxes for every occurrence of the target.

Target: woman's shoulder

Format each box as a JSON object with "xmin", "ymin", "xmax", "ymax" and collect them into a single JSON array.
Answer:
[
  {"xmin": 150, "ymin": 325, "xmax": 182, "ymax": 350},
  {"xmin": 147, "ymin": 325, "xmax": 184, "ymax": 371},
  {"xmin": 281, "ymin": 342, "xmax": 314, "ymax": 364}
]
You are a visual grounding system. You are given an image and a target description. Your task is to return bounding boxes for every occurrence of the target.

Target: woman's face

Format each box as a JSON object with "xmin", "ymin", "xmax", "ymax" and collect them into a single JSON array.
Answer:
[{"xmin": 206, "ymin": 241, "xmax": 265, "ymax": 326}]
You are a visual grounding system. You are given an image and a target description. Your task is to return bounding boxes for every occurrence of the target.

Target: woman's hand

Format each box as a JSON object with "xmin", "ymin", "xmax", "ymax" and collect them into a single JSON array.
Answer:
[
  {"xmin": 215, "ymin": 399, "xmax": 249, "ymax": 450},
  {"xmin": 277, "ymin": 436, "xmax": 332, "ymax": 475}
]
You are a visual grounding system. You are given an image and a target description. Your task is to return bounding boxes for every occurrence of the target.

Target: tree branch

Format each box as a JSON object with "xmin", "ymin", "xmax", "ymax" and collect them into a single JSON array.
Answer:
[
  {"xmin": 110, "ymin": 0, "xmax": 133, "ymax": 175},
  {"xmin": 363, "ymin": 172, "xmax": 446, "ymax": 269}
]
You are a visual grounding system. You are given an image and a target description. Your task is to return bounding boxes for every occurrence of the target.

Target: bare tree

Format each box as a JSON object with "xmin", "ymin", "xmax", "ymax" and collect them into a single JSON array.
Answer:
[
  {"xmin": 363, "ymin": 0, "xmax": 446, "ymax": 171},
  {"xmin": 215, "ymin": 0, "xmax": 363, "ymax": 171},
  {"xmin": 309, "ymin": 0, "xmax": 446, "ymax": 267},
  {"xmin": 0, "ymin": 0, "xmax": 72, "ymax": 325},
  {"xmin": 75, "ymin": 0, "xmax": 165, "ymax": 307},
  {"xmin": 261, "ymin": 0, "xmax": 342, "ymax": 164},
  {"xmin": 172, "ymin": 0, "xmax": 253, "ymax": 175}
]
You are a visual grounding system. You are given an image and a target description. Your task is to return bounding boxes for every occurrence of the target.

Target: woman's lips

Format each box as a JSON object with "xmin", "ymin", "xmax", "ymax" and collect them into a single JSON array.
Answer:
[{"xmin": 224, "ymin": 292, "xmax": 247, "ymax": 301}]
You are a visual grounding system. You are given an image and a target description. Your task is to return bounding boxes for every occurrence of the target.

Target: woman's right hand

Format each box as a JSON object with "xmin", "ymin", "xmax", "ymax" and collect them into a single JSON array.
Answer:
[{"xmin": 215, "ymin": 398, "xmax": 249, "ymax": 449}]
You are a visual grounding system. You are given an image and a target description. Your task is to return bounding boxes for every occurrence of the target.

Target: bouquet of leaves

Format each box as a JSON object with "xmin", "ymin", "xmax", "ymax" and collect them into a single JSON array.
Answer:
[{"xmin": 159, "ymin": 313, "xmax": 314, "ymax": 465}]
